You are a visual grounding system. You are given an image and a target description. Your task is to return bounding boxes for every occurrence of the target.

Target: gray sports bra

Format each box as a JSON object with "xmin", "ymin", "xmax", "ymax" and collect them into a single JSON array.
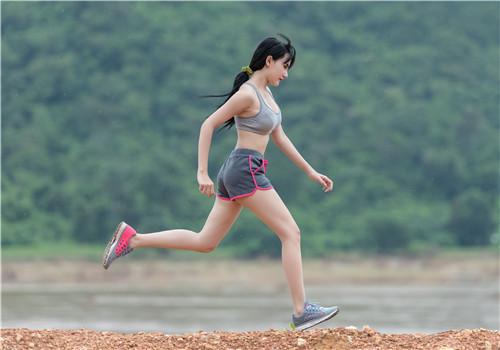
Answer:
[{"xmin": 235, "ymin": 83, "xmax": 282, "ymax": 135}]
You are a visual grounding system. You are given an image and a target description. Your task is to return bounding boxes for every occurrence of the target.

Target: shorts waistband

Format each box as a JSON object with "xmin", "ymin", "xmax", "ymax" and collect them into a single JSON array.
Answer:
[{"xmin": 230, "ymin": 148, "xmax": 265, "ymax": 158}]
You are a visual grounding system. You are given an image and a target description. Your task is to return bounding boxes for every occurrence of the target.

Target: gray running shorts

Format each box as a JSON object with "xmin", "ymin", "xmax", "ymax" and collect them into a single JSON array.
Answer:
[{"xmin": 216, "ymin": 148, "xmax": 273, "ymax": 201}]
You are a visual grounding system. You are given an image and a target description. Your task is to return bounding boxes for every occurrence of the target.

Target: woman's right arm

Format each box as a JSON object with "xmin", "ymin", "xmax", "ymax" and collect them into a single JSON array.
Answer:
[{"xmin": 197, "ymin": 89, "xmax": 253, "ymax": 197}]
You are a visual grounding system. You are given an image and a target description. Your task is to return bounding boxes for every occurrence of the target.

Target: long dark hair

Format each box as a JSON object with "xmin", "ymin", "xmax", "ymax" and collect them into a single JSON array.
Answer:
[{"xmin": 202, "ymin": 33, "xmax": 296, "ymax": 132}]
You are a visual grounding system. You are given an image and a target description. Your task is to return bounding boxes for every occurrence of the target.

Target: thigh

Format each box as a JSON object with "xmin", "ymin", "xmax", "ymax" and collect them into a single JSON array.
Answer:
[
  {"xmin": 199, "ymin": 197, "xmax": 243, "ymax": 246},
  {"xmin": 235, "ymin": 189, "xmax": 300, "ymax": 240}
]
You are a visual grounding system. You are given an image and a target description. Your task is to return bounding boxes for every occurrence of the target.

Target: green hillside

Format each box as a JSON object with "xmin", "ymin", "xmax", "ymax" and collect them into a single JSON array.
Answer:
[{"xmin": 2, "ymin": 2, "xmax": 499, "ymax": 257}]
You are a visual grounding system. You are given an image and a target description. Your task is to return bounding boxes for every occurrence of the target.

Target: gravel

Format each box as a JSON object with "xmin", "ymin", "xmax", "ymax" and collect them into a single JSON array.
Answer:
[{"xmin": 2, "ymin": 327, "xmax": 499, "ymax": 350}]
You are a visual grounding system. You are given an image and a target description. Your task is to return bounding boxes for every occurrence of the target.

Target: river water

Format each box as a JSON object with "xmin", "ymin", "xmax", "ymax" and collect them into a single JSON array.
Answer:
[{"xmin": 2, "ymin": 282, "xmax": 498, "ymax": 334}]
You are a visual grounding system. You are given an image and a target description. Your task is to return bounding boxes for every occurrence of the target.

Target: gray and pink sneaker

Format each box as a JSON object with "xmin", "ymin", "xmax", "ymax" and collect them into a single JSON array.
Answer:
[{"xmin": 102, "ymin": 221, "xmax": 137, "ymax": 269}]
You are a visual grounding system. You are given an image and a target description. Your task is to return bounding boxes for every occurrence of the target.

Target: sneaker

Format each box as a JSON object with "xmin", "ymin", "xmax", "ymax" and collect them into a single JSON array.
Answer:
[
  {"xmin": 290, "ymin": 301, "xmax": 340, "ymax": 331},
  {"xmin": 102, "ymin": 221, "xmax": 137, "ymax": 270}
]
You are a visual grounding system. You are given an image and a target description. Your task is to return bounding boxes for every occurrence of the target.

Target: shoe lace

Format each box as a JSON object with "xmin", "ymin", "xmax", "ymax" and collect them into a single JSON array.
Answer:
[
  {"xmin": 115, "ymin": 234, "xmax": 135, "ymax": 256},
  {"xmin": 305, "ymin": 301, "xmax": 322, "ymax": 313}
]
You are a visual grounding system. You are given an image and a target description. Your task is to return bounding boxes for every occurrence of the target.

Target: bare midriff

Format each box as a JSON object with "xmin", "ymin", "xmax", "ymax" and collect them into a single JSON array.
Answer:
[{"xmin": 235, "ymin": 129, "xmax": 270, "ymax": 156}]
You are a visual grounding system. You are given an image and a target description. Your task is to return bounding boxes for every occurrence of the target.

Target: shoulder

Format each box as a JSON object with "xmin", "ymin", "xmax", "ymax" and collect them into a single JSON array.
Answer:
[
  {"xmin": 230, "ymin": 84, "xmax": 256, "ymax": 106},
  {"xmin": 220, "ymin": 84, "xmax": 257, "ymax": 116},
  {"xmin": 238, "ymin": 83, "xmax": 258, "ymax": 98},
  {"xmin": 230, "ymin": 83, "xmax": 260, "ymax": 108}
]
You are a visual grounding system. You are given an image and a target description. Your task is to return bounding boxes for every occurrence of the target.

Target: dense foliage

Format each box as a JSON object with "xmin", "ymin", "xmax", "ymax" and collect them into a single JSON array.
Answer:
[{"xmin": 2, "ymin": 2, "xmax": 498, "ymax": 257}]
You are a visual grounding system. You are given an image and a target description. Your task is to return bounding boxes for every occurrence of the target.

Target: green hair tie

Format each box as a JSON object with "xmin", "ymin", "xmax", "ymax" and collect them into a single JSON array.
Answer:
[{"xmin": 241, "ymin": 65, "xmax": 253, "ymax": 76}]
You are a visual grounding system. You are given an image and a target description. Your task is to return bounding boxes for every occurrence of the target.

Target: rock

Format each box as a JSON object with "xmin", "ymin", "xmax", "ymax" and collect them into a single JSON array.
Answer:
[
  {"xmin": 345, "ymin": 326, "xmax": 357, "ymax": 331},
  {"xmin": 297, "ymin": 337, "xmax": 307, "ymax": 347},
  {"xmin": 362, "ymin": 325, "xmax": 376, "ymax": 335},
  {"xmin": 460, "ymin": 329, "xmax": 472, "ymax": 337},
  {"xmin": 16, "ymin": 333, "xmax": 23, "ymax": 342},
  {"xmin": 28, "ymin": 342, "xmax": 35, "ymax": 348},
  {"xmin": 485, "ymin": 341, "xmax": 492, "ymax": 350}
]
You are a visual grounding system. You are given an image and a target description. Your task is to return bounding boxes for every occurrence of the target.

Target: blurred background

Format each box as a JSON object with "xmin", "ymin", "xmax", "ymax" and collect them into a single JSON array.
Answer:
[{"xmin": 2, "ymin": 2, "xmax": 498, "ymax": 334}]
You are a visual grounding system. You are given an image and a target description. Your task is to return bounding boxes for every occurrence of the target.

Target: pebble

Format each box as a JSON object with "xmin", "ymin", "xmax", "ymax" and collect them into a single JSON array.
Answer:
[
  {"xmin": 460, "ymin": 329, "xmax": 472, "ymax": 336},
  {"xmin": 362, "ymin": 325, "xmax": 376, "ymax": 335},
  {"xmin": 297, "ymin": 337, "xmax": 307, "ymax": 347}
]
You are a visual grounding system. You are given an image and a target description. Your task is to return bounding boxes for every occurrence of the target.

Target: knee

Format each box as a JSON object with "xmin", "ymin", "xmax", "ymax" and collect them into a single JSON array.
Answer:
[
  {"xmin": 197, "ymin": 245, "xmax": 217, "ymax": 253},
  {"xmin": 280, "ymin": 226, "xmax": 301, "ymax": 244},
  {"xmin": 196, "ymin": 239, "xmax": 218, "ymax": 253}
]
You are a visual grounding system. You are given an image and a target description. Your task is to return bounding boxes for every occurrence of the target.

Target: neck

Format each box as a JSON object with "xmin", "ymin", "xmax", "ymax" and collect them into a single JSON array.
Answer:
[{"xmin": 248, "ymin": 71, "xmax": 269, "ymax": 89}]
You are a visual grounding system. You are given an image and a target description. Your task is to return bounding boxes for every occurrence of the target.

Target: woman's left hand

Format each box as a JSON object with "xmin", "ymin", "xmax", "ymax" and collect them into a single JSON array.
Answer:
[{"xmin": 308, "ymin": 170, "xmax": 334, "ymax": 192}]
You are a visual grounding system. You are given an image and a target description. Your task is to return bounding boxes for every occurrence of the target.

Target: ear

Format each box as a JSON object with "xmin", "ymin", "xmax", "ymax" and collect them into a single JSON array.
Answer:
[{"xmin": 265, "ymin": 55, "xmax": 274, "ymax": 67}]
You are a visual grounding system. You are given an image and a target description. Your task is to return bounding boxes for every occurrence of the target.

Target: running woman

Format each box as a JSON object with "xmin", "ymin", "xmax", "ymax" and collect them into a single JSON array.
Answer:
[{"xmin": 102, "ymin": 34, "xmax": 339, "ymax": 331}]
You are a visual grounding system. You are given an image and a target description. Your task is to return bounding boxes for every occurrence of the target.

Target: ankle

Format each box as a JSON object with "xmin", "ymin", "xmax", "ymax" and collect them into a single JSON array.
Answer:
[
  {"xmin": 129, "ymin": 234, "xmax": 140, "ymax": 249},
  {"xmin": 294, "ymin": 306, "xmax": 304, "ymax": 318}
]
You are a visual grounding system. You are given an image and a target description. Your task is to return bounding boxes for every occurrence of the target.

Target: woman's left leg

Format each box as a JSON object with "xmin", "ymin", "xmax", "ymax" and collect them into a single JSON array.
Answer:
[
  {"xmin": 235, "ymin": 189, "xmax": 306, "ymax": 316},
  {"xmin": 130, "ymin": 197, "xmax": 243, "ymax": 252}
]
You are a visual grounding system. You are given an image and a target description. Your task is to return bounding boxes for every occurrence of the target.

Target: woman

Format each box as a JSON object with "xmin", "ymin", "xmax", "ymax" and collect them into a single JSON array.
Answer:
[{"xmin": 102, "ymin": 34, "xmax": 339, "ymax": 331}]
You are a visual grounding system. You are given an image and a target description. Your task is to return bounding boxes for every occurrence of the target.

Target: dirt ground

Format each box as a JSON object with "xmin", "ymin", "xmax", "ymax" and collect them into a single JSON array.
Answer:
[{"xmin": 2, "ymin": 327, "xmax": 499, "ymax": 350}]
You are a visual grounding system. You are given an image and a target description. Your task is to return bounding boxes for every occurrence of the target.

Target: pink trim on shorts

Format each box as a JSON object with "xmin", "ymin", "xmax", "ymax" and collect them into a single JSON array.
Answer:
[
  {"xmin": 216, "ymin": 155, "xmax": 273, "ymax": 201},
  {"xmin": 216, "ymin": 194, "xmax": 233, "ymax": 201},
  {"xmin": 217, "ymin": 187, "xmax": 273, "ymax": 202},
  {"xmin": 249, "ymin": 155, "xmax": 273, "ymax": 191}
]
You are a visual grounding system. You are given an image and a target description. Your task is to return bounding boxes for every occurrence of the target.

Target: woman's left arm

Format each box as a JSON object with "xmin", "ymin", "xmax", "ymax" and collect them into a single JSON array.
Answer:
[{"xmin": 271, "ymin": 125, "xmax": 334, "ymax": 192}]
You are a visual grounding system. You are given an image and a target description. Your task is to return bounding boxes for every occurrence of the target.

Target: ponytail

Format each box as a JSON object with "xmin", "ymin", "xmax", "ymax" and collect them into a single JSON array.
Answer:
[
  {"xmin": 201, "ymin": 33, "xmax": 296, "ymax": 133},
  {"xmin": 201, "ymin": 69, "xmax": 253, "ymax": 133}
]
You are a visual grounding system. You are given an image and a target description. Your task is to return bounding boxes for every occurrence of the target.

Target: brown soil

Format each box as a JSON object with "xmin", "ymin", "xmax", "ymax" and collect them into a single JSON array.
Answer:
[{"xmin": 1, "ymin": 327, "xmax": 499, "ymax": 350}]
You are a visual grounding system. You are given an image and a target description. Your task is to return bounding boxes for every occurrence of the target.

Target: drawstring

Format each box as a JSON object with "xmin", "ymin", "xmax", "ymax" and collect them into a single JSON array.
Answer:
[
  {"xmin": 249, "ymin": 155, "xmax": 269, "ymax": 174},
  {"xmin": 263, "ymin": 159, "xmax": 269, "ymax": 173}
]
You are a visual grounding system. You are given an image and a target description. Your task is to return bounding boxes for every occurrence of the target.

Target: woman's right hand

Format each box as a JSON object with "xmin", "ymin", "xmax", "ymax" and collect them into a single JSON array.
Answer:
[{"xmin": 197, "ymin": 171, "xmax": 215, "ymax": 197}]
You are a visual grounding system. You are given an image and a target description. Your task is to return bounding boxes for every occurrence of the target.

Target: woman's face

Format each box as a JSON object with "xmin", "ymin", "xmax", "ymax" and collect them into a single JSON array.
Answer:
[{"xmin": 267, "ymin": 55, "xmax": 290, "ymax": 87}]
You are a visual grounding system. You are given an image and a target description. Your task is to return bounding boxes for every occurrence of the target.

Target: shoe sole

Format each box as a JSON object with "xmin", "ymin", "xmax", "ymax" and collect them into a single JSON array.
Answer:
[
  {"xmin": 102, "ymin": 221, "xmax": 127, "ymax": 270},
  {"xmin": 295, "ymin": 307, "xmax": 340, "ymax": 331}
]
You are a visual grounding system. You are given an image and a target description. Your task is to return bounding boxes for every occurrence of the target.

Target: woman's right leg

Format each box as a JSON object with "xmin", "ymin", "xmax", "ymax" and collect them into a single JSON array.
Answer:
[{"xmin": 129, "ymin": 197, "xmax": 243, "ymax": 253}]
